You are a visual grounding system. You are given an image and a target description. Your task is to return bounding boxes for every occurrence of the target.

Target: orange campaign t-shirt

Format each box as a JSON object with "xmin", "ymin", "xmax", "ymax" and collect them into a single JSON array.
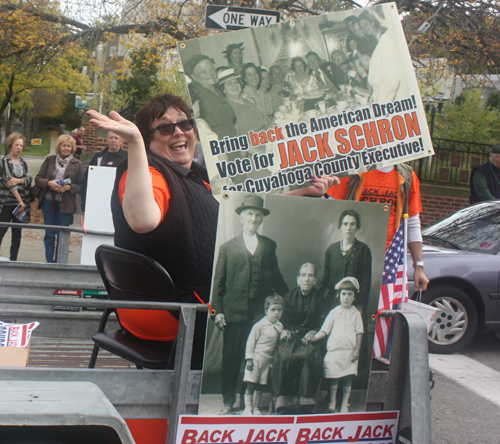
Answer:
[
  {"xmin": 115, "ymin": 166, "xmax": 211, "ymax": 341},
  {"xmin": 328, "ymin": 168, "xmax": 422, "ymax": 250}
]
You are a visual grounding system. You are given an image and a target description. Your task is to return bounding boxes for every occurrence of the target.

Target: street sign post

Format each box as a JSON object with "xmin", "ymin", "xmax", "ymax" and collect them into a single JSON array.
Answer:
[{"xmin": 205, "ymin": 5, "xmax": 280, "ymax": 31}]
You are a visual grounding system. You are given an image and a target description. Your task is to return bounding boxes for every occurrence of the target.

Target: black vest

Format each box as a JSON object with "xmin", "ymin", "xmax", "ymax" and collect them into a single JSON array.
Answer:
[
  {"xmin": 470, "ymin": 162, "xmax": 500, "ymax": 203},
  {"xmin": 111, "ymin": 152, "xmax": 219, "ymax": 302}
]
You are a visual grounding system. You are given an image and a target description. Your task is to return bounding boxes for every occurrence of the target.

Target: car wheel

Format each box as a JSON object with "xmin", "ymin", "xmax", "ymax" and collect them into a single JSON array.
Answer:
[{"xmin": 421, "ymin": 285, "xmax": 478, "ymax": 354}]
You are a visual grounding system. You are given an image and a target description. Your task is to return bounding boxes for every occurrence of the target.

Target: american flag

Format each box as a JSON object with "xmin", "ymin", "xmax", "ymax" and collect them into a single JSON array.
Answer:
[{"xmin": 373, "ymin": 222, "xmax": 408, "ymax": 357}]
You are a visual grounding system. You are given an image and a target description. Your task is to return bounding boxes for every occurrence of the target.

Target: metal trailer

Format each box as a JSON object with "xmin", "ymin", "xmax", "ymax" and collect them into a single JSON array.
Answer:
[{"xmin": 0, "ymin": 292, "xmax": 432, "ymax": 444}]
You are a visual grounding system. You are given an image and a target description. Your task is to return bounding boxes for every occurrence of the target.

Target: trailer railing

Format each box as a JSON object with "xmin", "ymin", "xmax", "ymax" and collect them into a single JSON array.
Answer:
[
  {"xmin": 0, "ymin": 294, "xmax": 432, "ymax": 443},
  {"xmin": 0, "ymin": 222, "xmax": 112, "ymax": 264}
]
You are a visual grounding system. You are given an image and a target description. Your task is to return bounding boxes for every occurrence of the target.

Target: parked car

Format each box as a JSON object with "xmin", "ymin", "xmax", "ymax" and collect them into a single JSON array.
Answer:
[{"xmin": 408, "ymin": 200, "xmax": 500, "ymax": 354}]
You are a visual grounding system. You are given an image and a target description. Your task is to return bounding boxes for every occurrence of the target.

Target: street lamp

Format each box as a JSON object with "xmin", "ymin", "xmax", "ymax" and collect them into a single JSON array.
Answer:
[
  {"xmin": 423, "ymin": 92, "xmax": 447, "ymax": 139},
  {"xmin": 419, "ymin": 92, "xmax": 447, "ymax": 179}
]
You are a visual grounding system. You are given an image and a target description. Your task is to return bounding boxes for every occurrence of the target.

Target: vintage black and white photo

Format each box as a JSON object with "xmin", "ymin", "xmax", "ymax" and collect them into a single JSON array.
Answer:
[
  {"xmin": 178, "ymin": 4, "xmax": 432, "ymax": 197},
  {"xmin": 199, "ymin": 192, "xmax": 389, "ymax": 416}
]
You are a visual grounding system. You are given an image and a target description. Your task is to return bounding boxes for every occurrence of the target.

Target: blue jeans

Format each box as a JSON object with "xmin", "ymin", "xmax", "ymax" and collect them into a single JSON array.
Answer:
[{"xmin": 42, "ymin": 198, "xmax": 73, "ymax": 263}]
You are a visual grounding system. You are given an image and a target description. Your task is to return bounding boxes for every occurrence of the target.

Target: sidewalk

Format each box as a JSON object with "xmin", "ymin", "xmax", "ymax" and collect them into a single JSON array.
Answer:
[{"xmin": 0, "ymin": 202, "xmax": 84, "ymax": 264}]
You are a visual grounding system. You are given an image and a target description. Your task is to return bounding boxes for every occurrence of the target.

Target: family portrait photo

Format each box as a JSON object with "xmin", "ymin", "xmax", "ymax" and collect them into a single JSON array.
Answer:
[{"xmin": 199, "ymin": 191, "xmax": 389, "ymax": 416}]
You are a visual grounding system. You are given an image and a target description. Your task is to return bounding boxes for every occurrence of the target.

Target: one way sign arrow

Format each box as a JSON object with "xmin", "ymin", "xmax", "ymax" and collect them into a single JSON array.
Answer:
[{"xmin": 205, "ymin": 6, "xmax": 281, "ymax": 31}]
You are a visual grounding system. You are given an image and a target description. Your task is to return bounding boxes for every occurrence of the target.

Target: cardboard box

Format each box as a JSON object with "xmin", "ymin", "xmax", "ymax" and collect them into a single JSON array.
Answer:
[{"xmin": 0, "ymin": 340, "xmax": 31, "ymax": 367}]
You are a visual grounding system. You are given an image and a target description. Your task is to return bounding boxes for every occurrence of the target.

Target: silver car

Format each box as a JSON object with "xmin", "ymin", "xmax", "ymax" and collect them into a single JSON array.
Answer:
[{"xmin": 408, "ymin": 200, "xmax": 500, "ymax": 354}]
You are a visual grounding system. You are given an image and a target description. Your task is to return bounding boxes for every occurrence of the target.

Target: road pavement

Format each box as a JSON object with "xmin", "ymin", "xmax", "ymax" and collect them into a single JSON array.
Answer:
[{"xmin": 429, "ymin": 333, "xmax": 500, "ymax": 443}]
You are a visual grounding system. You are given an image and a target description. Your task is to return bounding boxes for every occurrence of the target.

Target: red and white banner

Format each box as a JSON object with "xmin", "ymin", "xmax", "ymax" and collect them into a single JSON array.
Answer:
[
  {"xmin": 0, "ymin": 321, "xmax": 39, "ymax": 347},
  {"xmin": 177, "ymin": 412, "xmax": 399, "ymax": 444}
]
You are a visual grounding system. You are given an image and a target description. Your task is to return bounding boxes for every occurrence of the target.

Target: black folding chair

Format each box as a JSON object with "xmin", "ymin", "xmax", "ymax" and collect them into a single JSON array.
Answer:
[{"xmin": 88, "ymin": 245, "xmax": 178, "ymax": 369}]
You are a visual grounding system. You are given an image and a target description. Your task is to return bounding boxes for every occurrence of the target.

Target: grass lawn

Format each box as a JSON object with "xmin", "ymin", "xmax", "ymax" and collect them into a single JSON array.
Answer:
[
  {"xmin": 21, "ymin": 130, "xmax": 52, "ymax": 157},
  {"xmin": 1, "ymin": 129, "xmax": 53, "ymax": 157}
]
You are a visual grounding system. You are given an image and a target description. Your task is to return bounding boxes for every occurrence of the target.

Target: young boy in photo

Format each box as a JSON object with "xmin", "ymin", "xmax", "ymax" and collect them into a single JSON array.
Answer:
[
  {"xmin": 243, "ymin": 295, "xmax": 284, "ymax": 415},
  {"xmin": 306, "ymin": 277, "xmax": 363, "ymax": 413}
]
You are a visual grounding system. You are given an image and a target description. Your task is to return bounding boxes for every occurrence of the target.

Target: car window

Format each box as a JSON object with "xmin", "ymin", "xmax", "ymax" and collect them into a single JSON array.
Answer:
[{"xmin": 423, "ymin": 203, "xmax": 500, "ymax": 254}]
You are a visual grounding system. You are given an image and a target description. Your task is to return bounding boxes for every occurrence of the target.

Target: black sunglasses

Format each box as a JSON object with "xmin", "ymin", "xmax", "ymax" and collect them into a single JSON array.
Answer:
[{"xmin": 150, "ymin": 118, "xmax": 195, "ymax": 136}]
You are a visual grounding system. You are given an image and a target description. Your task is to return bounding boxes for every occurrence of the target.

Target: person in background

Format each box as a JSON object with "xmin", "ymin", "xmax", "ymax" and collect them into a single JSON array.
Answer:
[
  {"xmin": 470, "ymin": 145, "xmax": 500, "ymax": 203},
  {"xmin": 319, "ymin": 209, "xmax": 372, "ymax": 309},
  {"xmin": 358, "ymin": 12, "xmax": 407, "ymax": 102},
  {"xmin": 305, "ymin": 277, "xmax": 363, "ymax": 413},
  {"xmin": 185, "ymin": 54, "xmax": 237, "ymax": 139},
  {"xmin": 271, "ymin": 262, "xmax": 328, "ymax": 414},
  {"xmin": 243, "ymin": 295, "xmax": 284, "ymax": 415},
  {"xmin": 286, "ymin": 57, "xmax": 322, "ymax": 111},
  {"xmin": 328, "ymin": 163, "xmax": 429, "ymax": 292},
  {"xmin": 306, "ymin": 51, "xmax": 342, "ymax": 93},
  {"xmin": 329, "ymin": 51, "xmax": 349, "ymax": 86},
  {"xmin": 222, "ymin": 42, "xmax": 245, "ymax": 75},
  {"xmin": 269, "ymin": 64, "xmax": 294, "ymax": 114},
  {"xmin": 318, "ymin": 209, "xmax": 371, "ymax": 373},
  {"xmin": 72, "ymin": 126, "xmax": 86, "ymax": 159},
  {"xmin": 259, "ymin": 67, "xmax": 274, "ymax": 119},
  {"xmin": 35, "ymin": 135, "xmax": 84, "ymax": 263},
  {"xmin": 344, "ymin": 15, "xmax": 366, "ymax": 40},
  {"xmin": 218, "ymin": 68, "xmax": 270, "ymax": 135},
  {"xmin": 241, "ymin": 63, "xmax": 268, "ymax": 116},
  {"xmin": 346, "ymin": 34, "xmax": 360, "ymax": 59},
  {"xmin": 80, "ymin": 130, "xmax": 128, "ymax": 211},
  {"xmin": 212, "ymin": 195, "xmax": 289, "ymax": 415},
  {"xmin": 0, "ymin": 133, "xmax": 33, "ymax": 261}
]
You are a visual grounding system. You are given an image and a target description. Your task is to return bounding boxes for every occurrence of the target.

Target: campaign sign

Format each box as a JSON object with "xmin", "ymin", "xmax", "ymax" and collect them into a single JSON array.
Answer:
[
  {"xmin": 178, "ymin": 3, "xmax": 432, "ymax": 197},
  {"xmin": 176, "ymin": 411, "xmax": 399, "ymax": 444}
]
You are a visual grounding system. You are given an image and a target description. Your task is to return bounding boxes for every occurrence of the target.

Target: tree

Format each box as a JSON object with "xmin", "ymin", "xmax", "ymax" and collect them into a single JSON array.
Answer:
[
  {"xmin": 114, "ymin": 47, "xmax": 162, "ymax": 104},
  {"xmin": 486, "ymin": 90, "xmax": 500, "ymax": 111},
  {"xmin": 432, "ymin": 90, "xmax": 500, "ymax": 145},
  {"xmin": 392, "ymin": 0, "xmax": 500, "ymax": 82},
  {"xmin": 0, "ymin": 0, "xmax": 357, "ymax": 123},
  {"xmin": 0, "ymin": 0, "xmax": 91, "ymax": 130}
]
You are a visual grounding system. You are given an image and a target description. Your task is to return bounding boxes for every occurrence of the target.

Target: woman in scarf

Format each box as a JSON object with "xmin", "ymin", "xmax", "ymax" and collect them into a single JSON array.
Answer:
[
  {"xmin": 0, "ymin": 133, "xmax": 33, "ymax": 260},
  {"xmin": 35, "ymin": 135, "xmax": 84, "ymax": 263}
]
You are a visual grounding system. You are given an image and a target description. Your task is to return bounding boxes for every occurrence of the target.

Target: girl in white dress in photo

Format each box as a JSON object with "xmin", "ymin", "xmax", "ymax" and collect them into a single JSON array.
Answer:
[{"xmin": 305, "ymin": 277, "xmax": 363, "ymax": 412}]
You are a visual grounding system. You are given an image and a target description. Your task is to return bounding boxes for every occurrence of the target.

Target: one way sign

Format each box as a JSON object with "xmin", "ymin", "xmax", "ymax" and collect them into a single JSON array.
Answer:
[{"xmin": 205, "ymin": 6, "xmax": 281, "ymax": 31}]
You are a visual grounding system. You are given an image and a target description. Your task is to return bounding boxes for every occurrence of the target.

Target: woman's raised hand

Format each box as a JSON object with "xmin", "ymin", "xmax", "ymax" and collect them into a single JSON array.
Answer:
[{"xmin": 86, "ymin": 110, "xmax": 143, "ymax": 145}]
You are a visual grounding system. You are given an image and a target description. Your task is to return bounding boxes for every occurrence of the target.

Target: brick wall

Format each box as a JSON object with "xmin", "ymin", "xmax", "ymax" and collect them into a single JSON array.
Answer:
[
  {"xmin": 81, "ymin": 124, "xmax": 128, "ymax": 153},
  {"xmin": 420, "ymin": 185, "xmax": 470, "ymax": 227},
  {"xmin": 82, "ymin": 123, "xmax": 96, "ymax": 151},
  {"xmin": 420, "ymin": 194, "xmax": 470, "ymax": 226}
]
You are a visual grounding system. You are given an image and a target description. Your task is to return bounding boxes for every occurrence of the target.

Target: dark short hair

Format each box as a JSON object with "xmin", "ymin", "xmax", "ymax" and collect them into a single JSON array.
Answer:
[
  {"xmin": 358, "ymin": 11, "xmax": 380, "ymax": 28},
  {"xmin": 344, "ymin": 15, "xmax": 358, "ymax": 25},
  {"xmin": 265, "ymin": 295, "xmax": 284, "ymax": 311},
  {"xmin": 347, "ymin": 34, "xmax": 360, "ymax": 47},
  {"xmin": 336, "ymin": 279, "xmax": 359, "ymax": 297},
  {"xmin": 241, "ymin": 62, "xmax": 261, "ymax": 86},
  {"xmin": 135, "ymin": 94, "xmax": 193, "ymax": 148},
  {"xmin": 290, "ymin": 57, "xmax": 307, "ymax": 73},
  {"xmin": 270, "ymin": 64, "xmax": 283, "ymax": 76},
  {"xmin": 306, "ymin": 51, "xmax": 320, "ymax": 61},
  {"xmin": 338, "ymin": 209, "xmax": 361, "ymax": 230}
]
